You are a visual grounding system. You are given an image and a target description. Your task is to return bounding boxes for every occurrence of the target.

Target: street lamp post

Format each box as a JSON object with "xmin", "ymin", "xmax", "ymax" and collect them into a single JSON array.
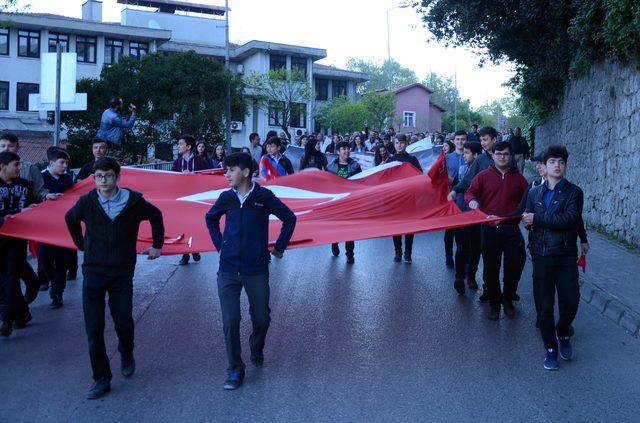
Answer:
[
  {"xmin": 386, "ymin": 4, "xmax": 408, "ymax": 90},
  {"xmin": 224, "ymin": 0, "xmax": 232, "ymax": 155}
]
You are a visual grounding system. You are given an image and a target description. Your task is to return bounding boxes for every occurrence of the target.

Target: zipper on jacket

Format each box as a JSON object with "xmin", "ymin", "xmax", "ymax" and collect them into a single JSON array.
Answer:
[{"xmin": 238, "ymin": 202, "xmax": 243, "ymax": 275}]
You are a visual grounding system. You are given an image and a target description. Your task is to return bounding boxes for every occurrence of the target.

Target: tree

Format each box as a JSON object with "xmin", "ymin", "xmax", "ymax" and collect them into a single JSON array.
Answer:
[
  {"xmin": 315, "ymin": 97, "xmax": 370, "ymax": 135},
  {"xmin": 346, "ymin": 58, "xmax": 418, "ymax": 93},
  {"xmin": 62, "ymin": 51, "xmax": 247, "ymax": 165},
  {"xmin": 360, "ymin": 91, "xmax": 396, "ymax": 131},
  {"xmin": 244, "ymin": 68, "xmax": 313, "ymax": 142}
]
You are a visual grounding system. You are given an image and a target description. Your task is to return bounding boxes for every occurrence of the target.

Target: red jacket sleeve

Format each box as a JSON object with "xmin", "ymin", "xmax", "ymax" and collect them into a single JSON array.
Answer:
[{"xmin": 464, "ymin": 171, "xmax": 483, "ymax": 205}]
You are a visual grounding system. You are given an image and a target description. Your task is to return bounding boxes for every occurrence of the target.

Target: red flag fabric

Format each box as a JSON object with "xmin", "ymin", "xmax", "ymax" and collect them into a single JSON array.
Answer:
[
  {"xmin": 0, "ymin": 161, "xmax": 501, "ymax": 255},
  {"xmin": 577, "ymin": 251, "xmax": 587, "ymax": 273},
  {"xmin": 259, "ymin": 155, "xmax": 278, "ymax": 181}
]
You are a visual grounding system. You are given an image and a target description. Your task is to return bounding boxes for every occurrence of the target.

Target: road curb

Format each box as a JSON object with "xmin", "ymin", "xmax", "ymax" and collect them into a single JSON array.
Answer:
[{"xmin": 580, "ymin": 274, "xmax": 640, "ymax": 337}]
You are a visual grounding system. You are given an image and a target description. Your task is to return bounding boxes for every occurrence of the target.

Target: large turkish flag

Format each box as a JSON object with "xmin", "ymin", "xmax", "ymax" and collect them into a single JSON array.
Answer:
[{"xmin": 0, "ymin": 154, "xmax": 499, "ymax": 255}]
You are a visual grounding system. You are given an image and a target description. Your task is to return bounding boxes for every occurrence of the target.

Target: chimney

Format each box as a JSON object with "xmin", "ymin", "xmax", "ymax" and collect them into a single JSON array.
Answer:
[{"xmin": 82, "ymin": 0, "xmax": 103, "ymax": 22}]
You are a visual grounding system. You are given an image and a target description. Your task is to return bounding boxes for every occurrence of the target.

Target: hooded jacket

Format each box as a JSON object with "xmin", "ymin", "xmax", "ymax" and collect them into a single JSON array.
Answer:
[{"xmin": 326, "ymin": 157, "xmax": 362, "ymax": 178}]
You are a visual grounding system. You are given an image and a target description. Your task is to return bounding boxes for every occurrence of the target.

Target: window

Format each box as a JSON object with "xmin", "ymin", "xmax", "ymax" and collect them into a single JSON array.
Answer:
[
  {"xmin": 129, "ymin": 41, "xmax": 148, "ymax": 60},
  {"xmin": 16, "ymin": 83, "xmax": 38, "ymax": 112},
  {"xmin": 105, "ymin": 38, "xmax": 124, "ymax": 65},
  {"xmin": 403, "ymin": 111, "xmax": 416, "ymax": 127},
  {"xmin": 290, "ymin": 103, "xmax": 307, "ymax": 128},
  {"xmin": 18, "ymin": 30, "xmax": 40, "ymax": 58},
  {"xmin": 315, "ymin": 78, "xmax": 328, "ymax": 101},
  {"xmin": 0, "ymin": 81, "xmax": 8, "ymax": 110},
  {"xmin": 291, "ymin": 56, "xmax": 307, "ymax": 79},
  {"xmin": 332, "ymin": 80, "xmax": 347, "ymax": 98},
  {"xmin": 268, "ymin": 100, "xmax": 285, "ymax": 126},
  {"xmin": 48, "ymin": 33, "xmax": 69, "ymax": 52},
  {"xmin": 0, "ymin": 28, "xmax": 9, "ymax": 56},
  {"xmin": 269, "ymin": 54, "xmax": 286, "ymax": 71},
  {"xmin": 76, "ymin": 35, "xmax": 96, "ymax": 63}
]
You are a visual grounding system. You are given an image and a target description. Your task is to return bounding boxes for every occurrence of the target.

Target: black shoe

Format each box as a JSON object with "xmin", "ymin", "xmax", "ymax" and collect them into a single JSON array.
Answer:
[
  {"xmin": 39, "ymin": 283, "xmax": 49, "ymax": 292},
  {"xmin": 346, "ymin": 256, "xmax": 355, "ymax": 264},
  {"xmin": 193, "ymin": 253, "xmax": 201, "ymax": 262},
  {"xmin": 223, "ymin": 370, "xmax": 245, "ymax": 390},
  {"xmin": 14, "ymin": 311, "xmax": 32, "ymax": 329},
  {"xmin": 454, "ymin": 278, "xmax": 465, "ymax": 295},
  {"xmin": 87, "ymin": 378, "xmax": 111, "ymax": 400},
  {"xmin": 67, "ymin": 272, "xmax": 77, "ymax": 281},
  {"xmin": 403, "ymin": 254, "xmax": 412, "ymax": 263},
  {"xmin": 393, "ymin": 253, "xmax": 402, "ymax": 262},
  {"xmin": 121, "ymin": 354, "xmax": 135, "ymax": 378},
  {"xmin": 331, "ymin": 245, "xmax": 340, "ymax": 257},
  {"xmin": 445, "ymin": 254, "xmax": 454, "ymax": 269},
  {"xmin": 0, "ymin": 322, "xmax": 12, "ymax": 337},
  {"xmin": 488, "ymin": 306, "xmax": 500, "ymax": 321},
  {"xmin": 503, "ymin": 299, "xmax": 515, "ymax": 318},
  {"xmin": 466, "ymin": 275, "xmax": 478, "ymax": 290},
  {"xmin": 50, "ymin": 296, "xmax": 63, "ymax": 309},
  {"xmin": 24, "ymin": 287, "xmax": 38, "ymax": 304},
  {"xmin": 478, "ymin": 290, "xmax": 489, "ymax": 303},
  {"xmin": 178, "ymin": 255, "xmax": 189, "ymax": 265},
  {"xmin": 251, "ymin": 354, "xmax": 264, "ymax": 367}
]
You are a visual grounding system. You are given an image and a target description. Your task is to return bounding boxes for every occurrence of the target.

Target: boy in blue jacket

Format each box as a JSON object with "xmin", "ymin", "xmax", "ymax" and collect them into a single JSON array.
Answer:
[{"xmin": 206, "ymin": 152, "xmax": 296, "ymax": 390}]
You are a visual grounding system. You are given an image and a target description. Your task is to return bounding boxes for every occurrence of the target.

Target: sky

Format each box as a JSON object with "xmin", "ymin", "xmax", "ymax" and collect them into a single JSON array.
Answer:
[{"xmin": 16, "ymin": 0, "xmax": 515, "ymax": 108}]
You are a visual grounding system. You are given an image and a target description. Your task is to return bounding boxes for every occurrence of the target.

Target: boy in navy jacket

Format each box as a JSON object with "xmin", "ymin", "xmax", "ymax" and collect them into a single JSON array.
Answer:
[{"xmin": 205, "ymin": 152, "xmax": 296, "ymax": 390}]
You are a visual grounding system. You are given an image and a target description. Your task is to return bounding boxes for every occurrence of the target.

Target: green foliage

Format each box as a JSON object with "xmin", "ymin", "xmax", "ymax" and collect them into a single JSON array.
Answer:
[
  {"xmin": 346, "ymin": 58, "xmax": 419, "ymax": 93},
  {"xmin": 315, "ymin": 97, "xmax": 370, "ymax": 134},
  {"xmin": 62, "ymin": 51, "xmax": 246, "ymax": 165},
  {"xmin": 414, "ymin": 0, "xmax": 640, "ymax": 125},
  {"xmin": 360, "ymin": 91, "xmax": 396, "ymax": 131},
  {"xmin": 244, "ymin": 68, "xmax": 313, "ymax": 141}
]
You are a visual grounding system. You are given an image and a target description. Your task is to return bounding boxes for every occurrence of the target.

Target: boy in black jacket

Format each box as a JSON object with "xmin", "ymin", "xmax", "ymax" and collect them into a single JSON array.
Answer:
[
  {"xmin": 0, "ymin": 152, "xmax": 37, "ymax": 337},
  {"xmin": 65, "ymin": 157, "xmax": 164, "ymax": 400},
  {"xmin": 389, "ymin": 134, "xmax": 422, "ymax": 263},
  {"xmin": 39, "ymin": 147, "xmax": 74, "ymax": 309},
  {"xmin": 206, "ymin": 152, "xmax": 296, "ymax": 390},
  {"xmin": 523, "ymin": 145, "xmax": 583, "ymax": 371}
]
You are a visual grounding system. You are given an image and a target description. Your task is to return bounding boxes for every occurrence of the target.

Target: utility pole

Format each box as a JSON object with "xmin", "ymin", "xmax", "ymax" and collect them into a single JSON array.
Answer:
[
  {"xmin": 54, "ymin": 42, "xmax": 61, "ymax": 146},
  {"xmin": 386, "ymin": 5, "xmax": 408, "ymax": 90},
  {"xmin": 224, "ymin": 0, "xmax": 232, "ymax": 155},
  {"xmin": 454, "ymin": 49, "xmax": 458, "ymax": 132}
]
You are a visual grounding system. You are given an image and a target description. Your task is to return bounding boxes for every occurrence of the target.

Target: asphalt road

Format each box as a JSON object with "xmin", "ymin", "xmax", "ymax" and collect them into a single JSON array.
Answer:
[{"xmin": 1, "ymin": 232, "xmax": 639, "ymax": 422}]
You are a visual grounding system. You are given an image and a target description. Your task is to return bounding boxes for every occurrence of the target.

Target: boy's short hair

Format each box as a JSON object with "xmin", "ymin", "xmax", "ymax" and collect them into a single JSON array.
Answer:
[
  {"xmin": 395, "ymin": 133, "xmax": 408, "ymax": 143},
  {"xmin": 336, "ymin": 141, "xmax": 350, "ymax": 151},
  {"xmin": 0, "ymin": 151, "xmax": 20, "ymax": 165},
  {"xmin": 463, "ymin": 141, "xmax": 482, "ymax": 155},
  {"xmin": 249, "ymin": 132, "xmax": 260, "ymax": 142},
  {"xmin": 47, "ymin": 146, "xmax": 70, "ymax": 162},
  {"xmin": 0, "ymin": 132, "xmax": 19, "ymax": 145},
  {"xmin": 454, "ymin": 130, "xmax": 468, "ymax": 138},
  {"xmin": 92, "ymin": 137, "xmax": 107, "ymax": 145},
  {"xmin": 492, "ymin": 140, "xmax": 512, "ymax": 153},
  {"xmin": 224, "ymin": 152, "xmax": 254, "ymax": 173},
  {"xmin": 109, "ymin": 97, "xmax": 122, "ymax": 108},
  {"xmin": 179, "ymin": 135, "xmax": 196, "ymax": 151},
  {"xmin": 478, "ymin": 126, "xmax": 498, "ymax": 139},
  {"xmin": 93, "ymin": 157, "xmax": 121, "ymax": 176},
  {"xmin": 542, "ymin": 145, "xmax": 569, "ymax": 164},
  {"xmin": 472, "ymin": 123, "xmax": 478, "ymax": 128},
  {"xmin": 265, "ymin": 136, "xmax": 282, "ymax": 147}
]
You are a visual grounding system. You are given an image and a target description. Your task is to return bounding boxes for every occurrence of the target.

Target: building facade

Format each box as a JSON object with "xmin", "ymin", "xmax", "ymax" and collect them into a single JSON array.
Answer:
[
  {"xmin": 391, "ymin": 83, "xmax": 445, "ymax": 134},
  {"xmin": 0, "ymin": 0, "xmax": 368, "ymax": 150}
]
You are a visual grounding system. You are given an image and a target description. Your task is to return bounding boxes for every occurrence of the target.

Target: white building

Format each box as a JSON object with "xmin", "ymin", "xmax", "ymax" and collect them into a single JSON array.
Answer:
[{"xmin": 0, "ymin": 0, "xmax": 368, "ymax": 150}]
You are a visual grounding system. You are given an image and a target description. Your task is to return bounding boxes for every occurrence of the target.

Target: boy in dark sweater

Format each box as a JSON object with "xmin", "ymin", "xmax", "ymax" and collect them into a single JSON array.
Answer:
[
  {"xmin": 206, "ymin": 152, "xmax": 296, "ymax": 390},
  {"xmin": 39, "ymin": 147, "xmax": 74, "ymax": 309},
  {"xmin": 0, "ymin": 151, "xmax": 37, "ymax": 337},
  {"xmin": 65, "ymin": 157, "xmax": 164, "ymax": 400},
  {"xmin": 389, "ymin": 133, "xmax": 422, "ymax": 263}
]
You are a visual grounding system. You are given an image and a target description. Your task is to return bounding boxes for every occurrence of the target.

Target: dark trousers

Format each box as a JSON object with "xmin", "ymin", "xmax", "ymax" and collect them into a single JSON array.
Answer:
[
  {"xmin": 393, "ymin": 235, "xmax": 414, "ymax": 256},
  {"xmin": 217, "ymin": 272, "xmax": 270, "ymax": 372},
  {"xmin": 0, "ymin": 237, "xmax": 29, "ymax": 325},
  {"xmin": 481, "ymin": 225, "xmax": 526, "ymax": 307},
  {"xmin": 68, "ymin": 251, "xmax": 78, "ymax": 276},
  {"xmin": 38, "ymin": 244, "xmax": 71, "ymax": 298},
  {"xmin": 331, "ymin": 242, "xmax": 354, "ymax": 258},
  {"xmin": 532, "ymin": 255, "xmax": 580, "ymax": 350},
  {"xmin": 444, "ymin": 229, "xmax": 455, "ymax": 256},
  {"xmin": 83, "ymin": 273, "xmax": 134, "ymax": 381},
  {"xmin": 20, "ymin": 260, "xmax": 40, "ymax": 301},
  {"xmin": 454, "ymin": 225, "xmax": 481, "ymax": 279}
]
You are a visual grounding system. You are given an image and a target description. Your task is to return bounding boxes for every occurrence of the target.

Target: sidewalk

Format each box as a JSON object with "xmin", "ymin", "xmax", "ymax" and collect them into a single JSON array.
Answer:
[{"xmin": 578, "ymin": 229, "xmax": 640, "ymax": 336}]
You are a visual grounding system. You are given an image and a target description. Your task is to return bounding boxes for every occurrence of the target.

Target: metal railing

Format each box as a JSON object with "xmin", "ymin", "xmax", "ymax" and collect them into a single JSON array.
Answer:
[{"xmin": 126, "ymin": 161, "xmax": 174, "ymax": 171}]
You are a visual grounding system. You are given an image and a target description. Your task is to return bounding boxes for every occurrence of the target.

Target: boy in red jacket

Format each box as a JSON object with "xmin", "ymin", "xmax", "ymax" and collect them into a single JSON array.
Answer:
[{"xmin": 465, "ymin": 141, "xmax": 528, "ymax": 320}]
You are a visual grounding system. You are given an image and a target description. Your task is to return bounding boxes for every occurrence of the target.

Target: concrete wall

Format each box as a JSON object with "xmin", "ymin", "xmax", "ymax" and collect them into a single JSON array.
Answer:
[
  {"xmin": 395, "ymin": 87, "xmax": 430, "ymax": 133},
  {"xmin": 535, "ymin": 61, "xmax": 640, "ymax": 247}
]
